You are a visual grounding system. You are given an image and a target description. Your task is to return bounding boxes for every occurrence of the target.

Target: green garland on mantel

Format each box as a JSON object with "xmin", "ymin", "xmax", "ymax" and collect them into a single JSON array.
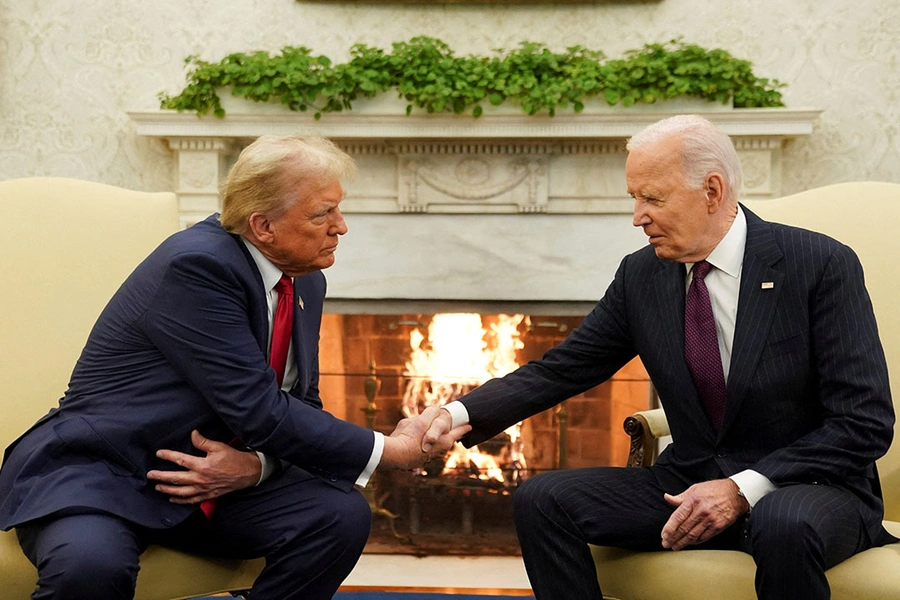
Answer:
[{"xmin": 159, "ymin": 37, "xmax": 785, "ymax": 119}]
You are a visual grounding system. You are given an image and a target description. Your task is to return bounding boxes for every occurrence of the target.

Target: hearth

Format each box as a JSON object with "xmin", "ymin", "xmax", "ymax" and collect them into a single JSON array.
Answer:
[{"xmin": 318, "ymin": 309, "xmax": 652, "ymax": 556}]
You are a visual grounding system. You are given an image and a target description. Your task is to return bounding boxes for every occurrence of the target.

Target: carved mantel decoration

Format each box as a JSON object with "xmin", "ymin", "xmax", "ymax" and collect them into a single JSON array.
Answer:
[{"xmin": 129, "ymin": 103, "xmax": 822, "ymax": 227}]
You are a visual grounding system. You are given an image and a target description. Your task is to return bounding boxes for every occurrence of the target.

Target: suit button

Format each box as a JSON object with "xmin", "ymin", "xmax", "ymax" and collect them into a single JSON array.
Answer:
[
  {"xmin": 161, "ymin": 518, "xmax": 174, "ymax": 527},
  {"xmin": 716, "ymin": 451, "xmax": 726, "ymax": 457}
]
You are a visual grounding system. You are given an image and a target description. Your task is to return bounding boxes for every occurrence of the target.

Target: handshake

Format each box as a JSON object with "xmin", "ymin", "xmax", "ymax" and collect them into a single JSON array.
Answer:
[{"xmin": 379, "ymin": 405, "xmax": 472, "ymax": 471}]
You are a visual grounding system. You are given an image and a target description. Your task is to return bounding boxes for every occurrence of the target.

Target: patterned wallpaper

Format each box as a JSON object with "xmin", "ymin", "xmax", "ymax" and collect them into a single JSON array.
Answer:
[{"xmin": 1, "ymin": 0, "xmax": 898, "ymax": 195}]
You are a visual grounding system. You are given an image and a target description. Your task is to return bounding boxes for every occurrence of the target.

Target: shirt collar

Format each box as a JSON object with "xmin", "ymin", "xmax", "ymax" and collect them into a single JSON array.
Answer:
[
  {"xmin": 241, "ymin": 237, "xmax": 285, "ymax": 292},
  {"xmin": 688, "ymin": 204, "xmax": 747, "ymax": 279}
]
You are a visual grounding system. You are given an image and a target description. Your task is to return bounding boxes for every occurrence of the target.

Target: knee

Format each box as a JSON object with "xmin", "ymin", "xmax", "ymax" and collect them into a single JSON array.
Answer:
[
  {"xmin": 307, "ymin": 488, "xmax": 372, "ymax": 553},
  {"xmin": 36, "ymin": 543, "xmax": 138, "ymax": 599},
  {"xmin": 513, "ymin": 472, "xmax": 561, "ymax": 523},
  {"xmin": 335, "ymin": 488, "xmax": 373, "ymax": 548},
  {"xmin": 749, "ymin": 497, "xmax": 820, "ymax": 553}
]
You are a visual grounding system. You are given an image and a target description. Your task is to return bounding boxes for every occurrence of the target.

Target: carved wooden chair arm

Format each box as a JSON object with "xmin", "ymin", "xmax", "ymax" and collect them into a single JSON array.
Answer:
[{"xmin": 623, "ymin": 408, "xmax": 670, "ymax": 468}]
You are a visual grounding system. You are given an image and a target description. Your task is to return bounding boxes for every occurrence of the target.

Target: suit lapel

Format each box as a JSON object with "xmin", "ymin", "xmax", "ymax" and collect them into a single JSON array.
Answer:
[
  {"xmin": 722, "ymin": 207, "xmax": 785, "ymax": 433},
  {"xmin": 290, "ymin": 278, "xmax": 304, "ymax": 371},
  {"xmin": 653, "ymin": 260, "xmax": 687, "ymax": 372},
  {"xmin": 232, "ymin": 232, "xmax": 270, "ymax": 353}
]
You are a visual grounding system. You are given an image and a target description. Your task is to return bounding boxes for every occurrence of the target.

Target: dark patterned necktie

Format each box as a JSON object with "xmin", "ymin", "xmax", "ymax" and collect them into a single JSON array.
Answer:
[{"xmin": 684, "ymin": 260, "xmax": 727, "ymax": 429}]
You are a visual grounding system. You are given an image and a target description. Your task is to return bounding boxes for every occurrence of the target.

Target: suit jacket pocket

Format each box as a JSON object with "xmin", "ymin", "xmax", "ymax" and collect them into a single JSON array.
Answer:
[
  {"xmin": 52, "ymin": 417, "xmax": 138, "ymax": 476},
  {"xmin": 759, "ymin": 333, "xmax": 805, "ymax": 362}
]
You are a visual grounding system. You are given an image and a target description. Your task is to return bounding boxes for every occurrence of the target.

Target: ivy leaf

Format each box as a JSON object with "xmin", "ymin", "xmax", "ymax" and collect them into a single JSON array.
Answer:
[
  {"xmin": 159, "ymin": 37, "xmax": 786, "ymax": 118},
  {"xmin": 604, "ymin": 89, "xmax": 620, "ymax": 105}
]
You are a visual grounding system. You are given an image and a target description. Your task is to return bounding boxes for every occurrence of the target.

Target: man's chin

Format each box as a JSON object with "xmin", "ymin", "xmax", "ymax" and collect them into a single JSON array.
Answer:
[
  {"xmin": 650, "ymin": 244, "xmax": 670, "ymax": 259},
  {"xmin": 317, "ymin": 255, "xmax": 337, "ymax": 270}
]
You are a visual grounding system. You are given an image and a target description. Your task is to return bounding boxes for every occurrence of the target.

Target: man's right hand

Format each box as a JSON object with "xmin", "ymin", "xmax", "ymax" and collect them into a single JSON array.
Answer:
[
  {"xmin": 422, "ymin": 408, "xmax": 454, "ymax": 453},
  {"xmin": 380, "ymin": 405, "xmax": 470, "ymax": 470}
]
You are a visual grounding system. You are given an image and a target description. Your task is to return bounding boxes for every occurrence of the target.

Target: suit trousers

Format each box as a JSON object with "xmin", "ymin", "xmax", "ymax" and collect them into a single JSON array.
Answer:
[
  {"xmin": 512, "ymin": 466, "xmax": 872, "ymax": 600},
  {"xmin": 16, "ymin": 465, "xmax": 372, "ymax": 600}
]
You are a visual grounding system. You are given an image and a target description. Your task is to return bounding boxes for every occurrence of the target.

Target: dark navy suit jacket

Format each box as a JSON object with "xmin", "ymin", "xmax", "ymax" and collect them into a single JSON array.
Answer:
[
  {"xmin": 460, "ymin": 206, "xmax": 895, "ymax": 543},
  {"xmin": 0, "ymin": 215, "xmax": 374, "ymax": 531}
]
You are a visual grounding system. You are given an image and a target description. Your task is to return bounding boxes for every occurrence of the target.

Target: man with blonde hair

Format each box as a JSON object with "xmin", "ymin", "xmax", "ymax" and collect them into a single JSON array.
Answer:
[
  {"xmin": 0, "ymin": 135, "xmax": 467, "ymax": 600},
  {"xmin": 425, "ymin": 115, "xmax": 896, "ymax": 599}
]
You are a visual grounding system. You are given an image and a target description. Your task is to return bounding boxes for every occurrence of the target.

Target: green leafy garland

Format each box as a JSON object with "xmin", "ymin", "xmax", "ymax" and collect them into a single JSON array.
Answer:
[{"xmin": 159, "ymin": 37, "xmax": 785, "ymax": 119}]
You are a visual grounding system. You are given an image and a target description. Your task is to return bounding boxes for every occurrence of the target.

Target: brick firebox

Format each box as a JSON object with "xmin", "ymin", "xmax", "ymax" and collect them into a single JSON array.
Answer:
[{"xmin": 317, "ymin": 311, "xmax": 652, "ymax": 555}]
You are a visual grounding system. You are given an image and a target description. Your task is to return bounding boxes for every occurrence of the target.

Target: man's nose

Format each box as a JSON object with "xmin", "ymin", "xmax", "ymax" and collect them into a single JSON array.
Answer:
[
  {"xmin": 632, "ymin": 203, "xmax": 648, "ymax": 228},
  {"xmin": 332, "ymin": 209, "xmax": 349, "ymax": 235}
]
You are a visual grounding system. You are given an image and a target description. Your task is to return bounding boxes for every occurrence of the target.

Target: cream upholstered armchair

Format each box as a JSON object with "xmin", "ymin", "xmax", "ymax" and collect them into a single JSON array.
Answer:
[
  {"xmin": 0, "ymin": 178, "xmax": 264, "ymax": 599},
  {"xmin": 591, "ymin": 182, "xmax": 900, "ymax": 600}
]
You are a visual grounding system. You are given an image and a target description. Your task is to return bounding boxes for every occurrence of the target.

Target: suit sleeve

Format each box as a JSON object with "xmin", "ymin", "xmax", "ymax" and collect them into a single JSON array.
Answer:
[
  {"xmin": 460, "ymin": 255, "xmax": 640, "ymax": 445},
  {"xmin": 141, "ymin": 250, "xmax": 374, "ymax": 491}
]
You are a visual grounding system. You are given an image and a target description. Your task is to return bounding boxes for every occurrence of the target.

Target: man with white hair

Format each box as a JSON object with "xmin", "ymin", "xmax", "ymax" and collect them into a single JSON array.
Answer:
[{"xmin": 425, "ymin": 115, "xmax": 897, "ymax": 599}]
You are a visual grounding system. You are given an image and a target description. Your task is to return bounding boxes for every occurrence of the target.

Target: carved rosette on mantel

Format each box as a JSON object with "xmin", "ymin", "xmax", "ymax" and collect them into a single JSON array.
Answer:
[{"xmin": 128, "ymin": 99, "xmax": 822, "ymax": 227}]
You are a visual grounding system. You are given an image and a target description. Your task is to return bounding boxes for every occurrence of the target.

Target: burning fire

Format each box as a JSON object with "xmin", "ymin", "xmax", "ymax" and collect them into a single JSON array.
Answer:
[{"xmin": 402, "ymin": 313, "xmax": 528, "ymax": 484}]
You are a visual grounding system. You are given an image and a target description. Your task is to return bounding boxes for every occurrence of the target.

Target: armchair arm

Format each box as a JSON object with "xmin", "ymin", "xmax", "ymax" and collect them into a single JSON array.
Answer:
[{"xmin": 623, "ymin": 408, "xmax": 670, "ymax": 468}]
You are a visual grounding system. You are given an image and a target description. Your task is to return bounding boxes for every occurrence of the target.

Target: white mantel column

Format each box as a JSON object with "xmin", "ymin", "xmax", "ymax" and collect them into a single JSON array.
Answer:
[{"xmin": 168, "ymin": 138, "xmax": 235, "ymax": 227}]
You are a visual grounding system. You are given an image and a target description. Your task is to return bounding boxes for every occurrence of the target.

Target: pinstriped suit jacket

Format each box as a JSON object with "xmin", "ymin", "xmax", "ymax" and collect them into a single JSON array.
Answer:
[{"xmin": 460, "ymin": 206, "xmax": 895, "ymax": 543}]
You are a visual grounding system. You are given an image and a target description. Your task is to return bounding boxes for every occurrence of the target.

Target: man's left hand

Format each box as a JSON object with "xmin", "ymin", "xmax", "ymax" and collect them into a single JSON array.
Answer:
[
  {"xmin": 147, "ymin": 430, "xmax": 262, "ymax": 504},
  {"xmin": 660, "ymin": 478, "xmax": 749, "ymax": 550}
]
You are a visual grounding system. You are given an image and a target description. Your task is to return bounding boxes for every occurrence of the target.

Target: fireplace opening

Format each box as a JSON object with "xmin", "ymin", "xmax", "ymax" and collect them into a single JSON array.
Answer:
[{"xmin": 318, "ymin": 308, "xmax": 651, "ymax": 556}]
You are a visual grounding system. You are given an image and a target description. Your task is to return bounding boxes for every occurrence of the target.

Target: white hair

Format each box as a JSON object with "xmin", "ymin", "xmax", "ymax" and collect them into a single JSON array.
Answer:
[{"xmin": 627, "ymin": 114, "xmax": 743, "ymax": 202}]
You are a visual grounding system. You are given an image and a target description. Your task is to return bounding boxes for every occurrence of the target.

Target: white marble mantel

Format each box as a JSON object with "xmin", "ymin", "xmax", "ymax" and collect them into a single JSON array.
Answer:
[{"xmin": 128, "ymin": 104, "xmax": 821, "ymax": 304}]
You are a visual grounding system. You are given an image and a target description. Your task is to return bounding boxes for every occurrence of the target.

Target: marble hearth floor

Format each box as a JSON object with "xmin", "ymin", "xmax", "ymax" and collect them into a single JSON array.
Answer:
[
  {"xmin": 190, "ymin": 555, "xmax": 532, "ymax": 599},
  {"xmin": 344, "ymin": 554, "xmax": 531, "ymax": 591}
]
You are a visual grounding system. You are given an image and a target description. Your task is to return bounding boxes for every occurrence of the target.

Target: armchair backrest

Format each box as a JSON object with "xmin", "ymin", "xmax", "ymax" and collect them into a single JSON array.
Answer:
[
  {"xmin": 0, "ymin": 177, "xmax": 180, "ymax": 447},
  {"xmin": 745, "ymin": 181, "xmax": 900, "ymax": 520}
]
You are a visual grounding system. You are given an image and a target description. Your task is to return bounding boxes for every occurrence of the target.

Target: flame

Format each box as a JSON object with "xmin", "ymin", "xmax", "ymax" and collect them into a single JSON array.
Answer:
[
  {"xmin": 444, "ymin": 445, "xmax": 505, "ymax": 482},
  {"xmin": 402, "ymin": 313, "xmax": 528, "ymax": 483}
]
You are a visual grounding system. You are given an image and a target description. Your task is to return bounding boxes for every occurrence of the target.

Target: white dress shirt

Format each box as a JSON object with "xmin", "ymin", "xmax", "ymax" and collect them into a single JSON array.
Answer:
[
  {"xmin": 686, "ymin": 206, "xmax": 775, "ymax": 507},
  {"xmin": 242, "ymin": 239, "xmax": 382, "ymax": 487}
]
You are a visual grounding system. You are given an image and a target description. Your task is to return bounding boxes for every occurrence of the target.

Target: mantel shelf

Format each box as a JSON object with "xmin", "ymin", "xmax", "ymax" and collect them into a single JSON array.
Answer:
[
  {"xmin": 129, "ymin": 107, "xmax": 822, "ymax": 141},
  {"xmin": 128, "ymin": 106, "xmax": 822, "ymax": 225}
]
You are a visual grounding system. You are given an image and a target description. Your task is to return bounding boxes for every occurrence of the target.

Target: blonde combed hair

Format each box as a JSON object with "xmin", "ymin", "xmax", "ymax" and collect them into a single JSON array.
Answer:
[{"xmin": 220, "ymin": 135, "xmax": 357, "ymax": 234}]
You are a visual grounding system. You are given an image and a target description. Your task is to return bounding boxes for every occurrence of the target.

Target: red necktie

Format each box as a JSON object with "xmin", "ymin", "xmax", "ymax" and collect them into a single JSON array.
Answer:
[
  {"xmin": 270, "ymin": 274, "xmax": 294, "ymax": 388},
  {"xmin": 200, "ymin": 274, "xmax": 294, "ymax": 520},
  {"xmin": 684, "ymin": 260, "xmax": 727, "ymax": 429}
]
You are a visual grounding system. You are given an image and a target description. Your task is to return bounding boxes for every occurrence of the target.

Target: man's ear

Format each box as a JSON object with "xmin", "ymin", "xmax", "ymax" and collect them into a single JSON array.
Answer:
[
  {"xmin": 247, "ymin": 212, "xmax": 275, "ymax": 243},
  {"xmin": 704, "ymin": 173, "xmax": 726, "ymax": 213}
]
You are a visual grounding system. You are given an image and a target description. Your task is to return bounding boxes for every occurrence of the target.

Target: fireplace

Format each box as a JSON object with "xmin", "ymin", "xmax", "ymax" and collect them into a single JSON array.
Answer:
[
  {"xmin": 129, "ymin": 101, "xmax": 820, "ymax": 557},
  {"xmin": 318, "ymin": 309, "xmax": 652, "ymax": 556}
]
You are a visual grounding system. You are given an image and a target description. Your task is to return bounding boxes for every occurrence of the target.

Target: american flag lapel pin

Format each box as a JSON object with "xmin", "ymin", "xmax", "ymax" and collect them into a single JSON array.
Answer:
[{"xmin": 761, "ymin": 282, "xmax": 774, "ymax": 290}]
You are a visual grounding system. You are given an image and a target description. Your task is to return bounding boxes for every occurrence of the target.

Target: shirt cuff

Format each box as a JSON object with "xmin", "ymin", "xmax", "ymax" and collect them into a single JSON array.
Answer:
[
  {"xmin": 255, "ymin": 451, "xmax": 276, "ymax": 486},
  {"xmin": 442, "ymin": 401, "xmax": 470, "ymax": 429},
  {"xmin": 355, "ymin": 431, "xmax": 384, "ymax": 488},
  {"xmin": 730, "ymin": 469, "xmax": 777, "ymax": 508}
]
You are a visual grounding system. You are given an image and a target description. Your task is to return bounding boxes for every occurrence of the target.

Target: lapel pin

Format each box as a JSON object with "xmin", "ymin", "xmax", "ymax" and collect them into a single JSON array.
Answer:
[
  {"xmin": 298, "ymin": 295, "xmax": 305, "ymax": 310},
  {"xmin": 761, "ymin": 282, "xmax": 774, "ymax": 290}
]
